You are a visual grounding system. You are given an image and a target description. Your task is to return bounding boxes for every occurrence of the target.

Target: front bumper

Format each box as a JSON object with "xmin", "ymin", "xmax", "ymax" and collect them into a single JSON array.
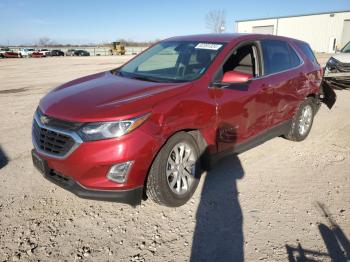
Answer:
[
  {"xmin": 44, "ymin": 165, "xmax": 143, "ymax": 206},
  {"xmin": 32, "ymin": 149, "xmax": 144, "ymax": 206},
  {"xmin": 324, "ymin": 65, "xmax": 350, "ymax": 89},
  {"xmin": 31, "ymin": 111, "xmax": 161, "ymax": 205}
]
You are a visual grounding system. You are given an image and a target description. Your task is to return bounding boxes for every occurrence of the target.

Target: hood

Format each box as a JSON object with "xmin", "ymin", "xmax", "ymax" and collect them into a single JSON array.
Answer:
[
  {"xmin": 39, "ymin": 71, "xmax": 190, "ymax": 122},
  {"xmin": 332, "ymin": 53, "xmax": 350, "ymax": 64}
]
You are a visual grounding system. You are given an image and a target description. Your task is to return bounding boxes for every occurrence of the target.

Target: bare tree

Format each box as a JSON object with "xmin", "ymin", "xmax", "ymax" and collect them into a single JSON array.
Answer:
[
  {"xmin": 205, "ymin": 10, "xmax": 226, "ymax": 33},
  {"xmin": 37, "ymin": 37, "xmax": 51, "ymax": 46}
]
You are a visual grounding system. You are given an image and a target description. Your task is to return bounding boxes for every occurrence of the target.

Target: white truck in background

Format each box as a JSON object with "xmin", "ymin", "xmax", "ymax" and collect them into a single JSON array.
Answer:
[
  {"xmin": 324, "ymin": 41, "xmax": 350, "ymax": 89},
  {"xmin": 18, "ymin": 48, "xmax": 35, "ymax": 57}
]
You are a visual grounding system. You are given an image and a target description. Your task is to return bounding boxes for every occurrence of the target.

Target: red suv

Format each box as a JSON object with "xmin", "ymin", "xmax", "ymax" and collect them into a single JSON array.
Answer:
[{"xmin": 32, "ymin": 34, "xmax": 335, "ymax": 207}]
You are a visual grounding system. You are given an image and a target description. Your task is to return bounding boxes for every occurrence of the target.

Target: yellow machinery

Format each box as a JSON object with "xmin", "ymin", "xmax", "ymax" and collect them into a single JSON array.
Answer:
[{"xmin": 109, "ymin": 41, "xmax": 126, "ymax": 55}]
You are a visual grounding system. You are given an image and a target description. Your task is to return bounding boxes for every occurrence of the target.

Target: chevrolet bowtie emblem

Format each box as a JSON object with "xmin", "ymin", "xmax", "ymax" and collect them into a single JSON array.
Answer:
[{"xmin": 40, "ymin": 115, "xmax": 50, "ymax": 125}]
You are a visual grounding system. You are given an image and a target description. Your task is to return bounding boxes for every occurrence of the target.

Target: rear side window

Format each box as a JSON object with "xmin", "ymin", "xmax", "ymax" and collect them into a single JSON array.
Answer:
[
  {"xmin": 261, "ymin": 39, "xmax": 302, "ymax": 75},
  {"xmin": 296, "ymin": 42, "xmax": 319, "ymax": 64}
]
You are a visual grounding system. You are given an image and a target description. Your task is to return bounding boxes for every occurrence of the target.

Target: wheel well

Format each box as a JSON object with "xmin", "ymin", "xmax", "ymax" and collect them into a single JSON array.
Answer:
[
  {"xmin": 306, "ymin": 93, "xmax": 321, "ymax": 112},
  {"xmin": 186, "ymin": 129, "xmax": 207, "ymax": 153},
  {"xmin": 306, "ymin": 93, "xmax": 321, "ymax": 103},
  {"xmin": 142, "ymin": 129, "xmax": 209, "ymax": 199}
]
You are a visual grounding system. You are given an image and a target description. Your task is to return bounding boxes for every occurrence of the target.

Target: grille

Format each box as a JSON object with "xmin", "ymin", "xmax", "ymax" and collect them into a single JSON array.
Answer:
[
  {"xmin": 32, "ymin": 120, "xmax": 76, "ymax": 156},
  {"xmin": 335, "ymin": 61, "xmax": 350, "ymax": 72},
  {"xmin": 326, "ymin": 79, "xmax": 350, "ymax": 90},
  {"xmin": 47, "ymin": 169, "xmax": 71, "ymax": 187}
]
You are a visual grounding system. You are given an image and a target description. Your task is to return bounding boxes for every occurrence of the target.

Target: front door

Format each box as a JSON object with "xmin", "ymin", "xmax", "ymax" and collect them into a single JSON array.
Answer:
[{"xmin": 213, "ymin": 42, "xmax": 275, "ymax": 152}]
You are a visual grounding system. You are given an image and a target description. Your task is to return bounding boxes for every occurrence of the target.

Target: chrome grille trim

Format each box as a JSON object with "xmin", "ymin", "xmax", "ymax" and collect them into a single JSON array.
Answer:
[
  {"xmin": 336, "ymin": 61, "xmax": 350, "ymax": 72},
  {"xmin": 32, "ymin": 111, "xmax": 83, "ymax": 159}
]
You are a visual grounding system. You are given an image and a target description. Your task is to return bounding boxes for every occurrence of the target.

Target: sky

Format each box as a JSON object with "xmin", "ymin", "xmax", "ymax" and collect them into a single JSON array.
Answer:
[{"xmin": 0, "ymin": 0, "xmax": 349, "ymax": 45}]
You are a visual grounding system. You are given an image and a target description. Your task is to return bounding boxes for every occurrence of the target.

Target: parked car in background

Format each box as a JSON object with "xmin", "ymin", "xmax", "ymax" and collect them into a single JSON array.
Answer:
[
  {"xmin": 66, "ymin": 49, "xmax": 75, "ymax": 56},
  {"xmin": 18, "ymin": 48, "xmax": 35, "ymax": 57},
  {"xmin": 324, "ymin": 41, "xmax": 350, "ymax": 89},
  {"xmin": 38, "ymin": 49, "xmax": 51, "ymax": 56},
  {"xmin": 31, "ymin": 51, "xmax": 46, "ymax": 58},
  {"xmin": 73, "ymin": 50, "xmax": 90, "ymax": 56},
  {"xmin": 50, "ymin": 49, "xmax": 65, "ymax": 56},
  {"xmin": 0, "ymin": 47, "xmax": 11, "ymax": 57},
  {"xmin": 0, "ymin": 48, "xmax": 20, "ymax": 58},
  {"xmin": 32, "ymin": 34, "xmax": 336, "ymax": 207}
]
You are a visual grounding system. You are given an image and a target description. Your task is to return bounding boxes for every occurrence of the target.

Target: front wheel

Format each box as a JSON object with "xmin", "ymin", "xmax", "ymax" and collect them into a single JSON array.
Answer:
[
  {"xmin": 146, "ymin": 132, "xmax": 201, "ymax": 207},
  {"xmin": 285, "ymin": 97, "xmax": 315, "ymax": 141}
]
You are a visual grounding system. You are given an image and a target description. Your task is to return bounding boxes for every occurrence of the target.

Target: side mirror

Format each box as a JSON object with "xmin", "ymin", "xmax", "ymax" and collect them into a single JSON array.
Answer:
[{"xmin": 222, "ymin": 71, "xmax": 252, "ymax": 83}]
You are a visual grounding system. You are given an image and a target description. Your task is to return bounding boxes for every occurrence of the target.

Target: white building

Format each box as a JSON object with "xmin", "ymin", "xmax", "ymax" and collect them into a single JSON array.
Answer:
[{"xmin": 235, "ymin": 10, "xmax": 350, "ymax": 53}]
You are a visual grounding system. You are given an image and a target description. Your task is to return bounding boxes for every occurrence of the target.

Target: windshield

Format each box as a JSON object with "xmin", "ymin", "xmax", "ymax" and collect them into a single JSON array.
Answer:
[
  {"xmin": 119, "ymin": 41, "xmax": 225, "ymax": 83},
  {"xmin": 341, "ymin": 42, "xmax": 350, "ymax": 53}
]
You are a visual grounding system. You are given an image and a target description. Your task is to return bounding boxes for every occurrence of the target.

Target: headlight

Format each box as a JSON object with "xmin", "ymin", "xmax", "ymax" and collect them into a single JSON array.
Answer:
[
  {"xmin": 78, "ymin": 113, "xmax": 150, "ymax": 141},
  {"xmin": 326, "ymin": 57, "xmax": 338, "ymax": 71}
]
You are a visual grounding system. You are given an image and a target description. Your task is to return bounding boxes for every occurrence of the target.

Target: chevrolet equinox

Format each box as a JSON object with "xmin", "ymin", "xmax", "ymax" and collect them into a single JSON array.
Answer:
[{"xmin": 32, "ymin": 34, "xmax": 336, "ymax": 207}]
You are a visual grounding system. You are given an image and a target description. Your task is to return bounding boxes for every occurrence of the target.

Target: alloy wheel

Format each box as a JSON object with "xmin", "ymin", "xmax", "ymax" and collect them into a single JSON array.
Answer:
[
  {"xmin": 166, "ymin": 142, "xmax": 196, "ymax": 195},
  {"xmin": 298, "ymin": 105, "xmax": 313, "ymax": 136}
]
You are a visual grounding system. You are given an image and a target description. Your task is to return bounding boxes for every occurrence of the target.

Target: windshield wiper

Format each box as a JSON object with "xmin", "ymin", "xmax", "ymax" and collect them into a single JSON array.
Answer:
[
  {"xmin": 117, "ymin": 71, "xmax": 160, "ymax": 82},
  {"xmin": 129, "ymin": 75, "xmax": 161, "ymax": 83},
  {"xmin": 117, "ymin": 71, "xmax": 185, "ymax": 83}
]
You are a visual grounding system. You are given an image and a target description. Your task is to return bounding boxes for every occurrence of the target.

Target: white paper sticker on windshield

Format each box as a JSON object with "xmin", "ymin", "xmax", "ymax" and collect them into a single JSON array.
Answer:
[{"xmin": 195, "ymin": 43, "xmax": 222, "ymax": 50}]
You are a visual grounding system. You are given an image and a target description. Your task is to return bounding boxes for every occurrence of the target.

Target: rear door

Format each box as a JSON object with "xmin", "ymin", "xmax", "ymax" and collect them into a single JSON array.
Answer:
[{"xmin": 259, "ymin": 39, "xmax": 303, "ymax": 126}]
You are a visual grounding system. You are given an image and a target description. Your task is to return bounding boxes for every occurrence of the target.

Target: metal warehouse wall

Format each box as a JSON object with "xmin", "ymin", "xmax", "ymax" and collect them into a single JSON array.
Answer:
[{"xmin": 235, "ymin": 11, "xmax": 350, "ymax": 53}]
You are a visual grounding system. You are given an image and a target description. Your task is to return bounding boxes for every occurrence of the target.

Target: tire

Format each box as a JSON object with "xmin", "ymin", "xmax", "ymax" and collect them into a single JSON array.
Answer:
[
  {"xmin": 285, "ymin": 97, "xmax": 316, "ymax": 141},
  {"xmin": 146, "ymin": 132, "xmax": 201, "ymax": 207}
]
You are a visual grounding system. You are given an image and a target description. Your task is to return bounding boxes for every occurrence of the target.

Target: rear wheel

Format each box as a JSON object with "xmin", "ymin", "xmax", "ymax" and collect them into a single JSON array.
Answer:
[
  {"xmin": 146, "ymin": 132, "xmax": 201, "ymax": 207},
  {"xmin": 285, "ymin": 97, "xmax": 315, "ymax": 141}
]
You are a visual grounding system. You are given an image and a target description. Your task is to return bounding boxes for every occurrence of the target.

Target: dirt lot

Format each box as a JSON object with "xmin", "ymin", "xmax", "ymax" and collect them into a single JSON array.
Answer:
[{"xmin": 0, "ymin": 56, "xmax": 349, "ymax": 262}]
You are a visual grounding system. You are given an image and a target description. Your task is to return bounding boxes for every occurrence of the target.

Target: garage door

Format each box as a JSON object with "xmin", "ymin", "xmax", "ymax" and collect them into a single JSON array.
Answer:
[
  {"xmin": 341, "ymin": 20, "xmax": 350, "ymax": 48},
  {"xmin": 252, "ymin": 25, "xmax": 274, "ymax": 35}
]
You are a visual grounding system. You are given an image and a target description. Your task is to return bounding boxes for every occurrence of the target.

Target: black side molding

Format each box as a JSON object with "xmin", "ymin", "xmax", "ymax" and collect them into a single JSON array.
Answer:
[{"xmin": 211, "ymin": 120, "xmax": 292, "ymax": 165}]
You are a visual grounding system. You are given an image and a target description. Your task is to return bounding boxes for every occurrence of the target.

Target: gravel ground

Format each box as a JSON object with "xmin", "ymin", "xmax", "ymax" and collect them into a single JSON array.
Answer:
[{"xmin": 0, "ymin": 55, "xmax": 349, "ymax": 262}]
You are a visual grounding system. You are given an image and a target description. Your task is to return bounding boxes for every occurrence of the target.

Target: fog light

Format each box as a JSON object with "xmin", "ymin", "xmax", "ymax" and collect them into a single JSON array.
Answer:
[{"xmin": 107, "ymin": 161, "xmax": 133, "ymax": 183}]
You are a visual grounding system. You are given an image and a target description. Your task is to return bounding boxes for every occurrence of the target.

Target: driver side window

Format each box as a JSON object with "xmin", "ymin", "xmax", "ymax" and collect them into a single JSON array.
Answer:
[{"xmin": 216, "ymin": 43, "xmax": 259, "ymax": 82}]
